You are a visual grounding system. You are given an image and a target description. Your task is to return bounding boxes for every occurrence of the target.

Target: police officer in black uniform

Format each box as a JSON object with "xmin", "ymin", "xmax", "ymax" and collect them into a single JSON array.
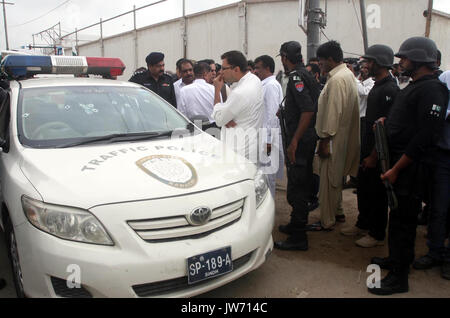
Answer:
[
  {"xmin": 368, "ymin": 37, "xmax": 449, "ymax": 295},
  {"xmin": 349, "ymin": 45, "xmax": 399, "ymax": 245},
  {"xmin": 275, "ymin": 41, "xmax": 320, "ymax": 251},
  {"xmin": 129, "ymin": 52, "xmax": 177, "ymax": 107}
]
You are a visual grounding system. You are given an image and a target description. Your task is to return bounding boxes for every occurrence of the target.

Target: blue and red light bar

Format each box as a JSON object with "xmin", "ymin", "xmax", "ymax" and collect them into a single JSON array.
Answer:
[{"xmin": 1, "ymin": 55, "xmax": 126, "ymax": 79}]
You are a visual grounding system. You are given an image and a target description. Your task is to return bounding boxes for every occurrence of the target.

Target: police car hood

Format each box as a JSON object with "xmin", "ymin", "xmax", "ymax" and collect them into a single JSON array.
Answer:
[{"xmin": 19, "ymin": 133, "xmax": 257, "ymax": 209}]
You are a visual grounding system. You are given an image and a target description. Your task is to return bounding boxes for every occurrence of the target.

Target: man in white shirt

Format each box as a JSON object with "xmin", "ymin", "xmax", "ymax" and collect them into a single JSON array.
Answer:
[
  {"xmin": 343, "ymin": 62, "xmax": 375, "ymax": 189},
  {"xmin": 197, "ymin": 59, "xmax": 216, "ymax": 84},
  {"xmin": 178, "ymin": 62, "xmax": 215, "ymax": 126},
  {"xmin": 357, "ymin": 62, "xmax": 375, "ymax": 128},
  {"xmin": 254, "ymin": 55, "xmax": 284, "ymax": 197},
  {"xmin": 174, "ymin": 59, "xmax": 194, "ymax": 107},
  {"xmin": 212, "ymin": 51, "xmax": 264, "ymax": 163}
]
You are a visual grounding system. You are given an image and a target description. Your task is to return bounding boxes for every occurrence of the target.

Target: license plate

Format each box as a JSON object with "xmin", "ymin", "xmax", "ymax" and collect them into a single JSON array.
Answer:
[{"xmin": 187, "ymin": 246, "xmax": 233, "ymax": 284}]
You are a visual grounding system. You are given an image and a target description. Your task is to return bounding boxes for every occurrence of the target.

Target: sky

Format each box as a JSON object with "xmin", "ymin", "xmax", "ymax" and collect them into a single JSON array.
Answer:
[
  {"xmin": 1, "ymin": 0, "xmax": 450, "ymax": 51},
  {"xmin": 1, "ymin": 0, "xmax": 241, "ymax": 51}
]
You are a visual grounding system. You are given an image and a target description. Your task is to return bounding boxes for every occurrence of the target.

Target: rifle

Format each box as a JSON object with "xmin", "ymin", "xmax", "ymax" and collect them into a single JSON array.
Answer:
[
  {"xmin": 278, "ymin": 97, "xmax": 291, "ymax": 171},
  {"xmin": 374, "ymin": 121, "xmax": 398, "ymax": 210}
]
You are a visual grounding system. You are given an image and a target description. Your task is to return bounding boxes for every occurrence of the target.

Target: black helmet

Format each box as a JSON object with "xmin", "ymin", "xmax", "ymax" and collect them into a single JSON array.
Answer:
[
  {"xmin": 362, "ymin": 44, "xmax": 394, "ymax": 68},
  {"xmin": 395, "ymin": 37, "xmax": 437, "ymax": 63},
  {"xmin": 279, "ymin": 41, "xmax": 302, "ymax": 64}
]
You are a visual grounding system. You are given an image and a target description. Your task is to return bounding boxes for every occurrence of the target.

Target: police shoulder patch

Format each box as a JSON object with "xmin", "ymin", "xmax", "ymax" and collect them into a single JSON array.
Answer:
[
  {"xmin": 295, "ymin": 81, "xmax": 305, "ymax": 92},
  {"xmin": 429, "ymin": 104, "xmax": 443, "ymax": 118},
  {"xmin": 289, "ymin": 70, "xmax": 304, "ymax": 92}
]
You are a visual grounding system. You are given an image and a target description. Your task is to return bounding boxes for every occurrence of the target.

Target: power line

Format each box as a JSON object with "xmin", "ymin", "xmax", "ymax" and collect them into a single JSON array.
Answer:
[
  {"xmin": 10, "ymin": 0, "xmax": 71, "ymax": 27},
  {"xmin": 320, "ymin": 29, "xmax": 362, "ymax": 57},
  {"xmin": 351, "ymin": 0, "xmax": 364, "ymax": 38}
]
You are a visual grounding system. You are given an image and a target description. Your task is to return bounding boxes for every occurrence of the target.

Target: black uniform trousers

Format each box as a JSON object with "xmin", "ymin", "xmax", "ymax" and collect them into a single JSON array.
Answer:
[
  {"xmin": 286, "ymin": 143, "xmax": 315, "ymax": 237},
  {"xmin": 426, "ymin": 150, "xmax": 450, "ymax": 262},
  {"xmin": 388, "ymin": 163, "xmax": 423, "ymax": 271},
  {"xmin": 356, "ymin": 165, "xmax": 388, "ymax": 241}
]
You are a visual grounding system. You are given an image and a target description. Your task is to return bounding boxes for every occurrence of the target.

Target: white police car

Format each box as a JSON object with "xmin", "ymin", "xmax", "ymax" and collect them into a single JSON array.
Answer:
[{"xmin": 0, "ymin": 55, "xmax": 274, "ymax": 297}]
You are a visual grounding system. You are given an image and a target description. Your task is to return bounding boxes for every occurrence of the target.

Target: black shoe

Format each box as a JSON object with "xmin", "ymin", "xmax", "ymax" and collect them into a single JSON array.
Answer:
[
  {"xmin": 0, "ymin": 278, "xmax": 6, "ymax": 290},
  {"xmin": 413, "ymin": 255, "xmax": 442, "ymax": 270},
  {"xmin": 442, "ymin": 262, "xmax": 450, "ymax": 280},
  {"xmin": 306, "ymin": 221, "xmax": 333, "ymax": 232},
  {"xmin": 274, "ymin": 237, "xmax": 308, "ymax": 251},
  {"xmin": 368, "ymin": 270, "xmax": 409, "ymax": 296},
  {"xmin": 370, "ymin": 257, "xmax": 393, "ymax": 270}
]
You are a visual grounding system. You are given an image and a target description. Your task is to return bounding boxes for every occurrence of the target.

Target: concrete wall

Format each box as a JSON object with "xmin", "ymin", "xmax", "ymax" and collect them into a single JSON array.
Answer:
[
  {"xmin": 104, "ymin": 32, "xmax": 135, "ymax": 75},
  {"xmin": 430, "ymin": 10, "xmax": 450, "ymax": 70},
  {"xmin": 186, "ymin": 6, "xmax": 240, "ymax": 63},
  {"xmin": 136, "ymin": 19, "xmax": 184, "ymax": 78},
  {"xmin": 76, "ymin": 0, "xmax": 448, "ymax": 80}
]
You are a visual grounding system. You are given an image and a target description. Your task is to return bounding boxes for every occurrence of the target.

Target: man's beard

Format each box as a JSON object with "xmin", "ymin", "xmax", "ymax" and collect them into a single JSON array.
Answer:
[
  {"xmin": 401, "ymin": 66, "xmax": 414, "ymax": 77},
  {"xmin": 368, "ymin": 64, "xmax": 378, "ymax": 77}
]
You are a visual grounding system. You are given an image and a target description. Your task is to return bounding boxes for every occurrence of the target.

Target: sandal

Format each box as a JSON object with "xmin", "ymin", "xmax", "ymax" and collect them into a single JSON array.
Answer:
[{"xmin": 306, "ymin": 221, "xmax": 334, "ymax": 232}]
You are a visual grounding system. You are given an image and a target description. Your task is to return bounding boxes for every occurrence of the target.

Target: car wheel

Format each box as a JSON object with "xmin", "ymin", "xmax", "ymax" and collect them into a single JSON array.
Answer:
[{"xmin": 5, "ymin": 216, "xmax": 26, "ymax": 298}]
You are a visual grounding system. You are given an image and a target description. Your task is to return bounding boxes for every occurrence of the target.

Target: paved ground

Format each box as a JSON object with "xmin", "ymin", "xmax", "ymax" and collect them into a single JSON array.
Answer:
[{"xmin": 1, "ymin": 187, "xmax": 449, "ymax": 298}]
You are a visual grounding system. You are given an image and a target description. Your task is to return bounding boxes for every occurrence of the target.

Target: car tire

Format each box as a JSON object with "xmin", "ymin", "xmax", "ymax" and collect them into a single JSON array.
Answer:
[{"xmin": 5, "ymin": 215, "xmax": 26, "ymax": 298}]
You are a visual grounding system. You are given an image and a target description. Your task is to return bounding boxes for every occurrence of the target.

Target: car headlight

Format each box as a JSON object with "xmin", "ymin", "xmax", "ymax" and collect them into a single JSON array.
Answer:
[
  {"xmin": 22, "ymin": 196, "xmax": 114, "ymax": 246},
  {"xmin": 254, "ymin": 169, "xmax": 269, "ymax": 208}
]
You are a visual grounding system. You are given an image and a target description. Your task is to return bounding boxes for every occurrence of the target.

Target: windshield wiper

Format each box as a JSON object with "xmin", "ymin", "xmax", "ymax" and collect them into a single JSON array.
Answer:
[{"xmin": 56, "ymin": 131, "xmax": 174, "ymax": 148}]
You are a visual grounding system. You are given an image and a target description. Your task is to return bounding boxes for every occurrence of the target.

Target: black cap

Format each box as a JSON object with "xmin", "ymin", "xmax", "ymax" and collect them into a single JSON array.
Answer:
[
  {"xmin": 146, "ymin": 52, "xmax": 164, "ymax": 65},
  {"xmin": 395, "ymin": 37, "xmax": 437, "ymax": 63},
  {"xmin": 278, "ymin": 41, "xmax": 302, "ymax": 63},
  {"xmin": 362, "ymin": 44, "xmax": 394, "ymax": 68}
]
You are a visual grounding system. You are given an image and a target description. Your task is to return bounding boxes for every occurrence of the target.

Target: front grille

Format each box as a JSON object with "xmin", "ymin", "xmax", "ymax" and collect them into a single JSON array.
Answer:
[
  {"xmin": 50, "ymin": 276, "xmax": 92, "ymax": 298},
  {"xmin": 132, "ymin": 251, "xmax": 254, "ymax": 297},
  {"xmin": 128, "ymin": 198, "xmax": 245, "ymax": 242}
]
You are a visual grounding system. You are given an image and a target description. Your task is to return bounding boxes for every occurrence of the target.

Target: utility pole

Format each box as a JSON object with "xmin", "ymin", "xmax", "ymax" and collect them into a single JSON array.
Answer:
[
  {"xmin": 359, "ymin": 0, "xmax": 369, "ymax": 53},
  {"xmin": 182, "ymin": 0, "xmax": 187, "ymax": 58},
  {"xmin": 307, "ymin": 0, "xmax": 322, "ymax": 61},
  {"xmin": 425, "ymin": 0, "xmax": 433, "ymax": 37},
  {"xmin": 1, "ymin": 1, "xmax": 14, "ymax": 50}
]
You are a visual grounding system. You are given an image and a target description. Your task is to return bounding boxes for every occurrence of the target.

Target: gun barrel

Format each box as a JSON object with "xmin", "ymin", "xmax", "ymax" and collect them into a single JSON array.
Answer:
[
  {"xmin": 375, "ymin": 121, "xmax": 398, "ymax": 210},
  {"xmin": 278, "ymin": 103, "xmax": 291, "ymax": 169}
]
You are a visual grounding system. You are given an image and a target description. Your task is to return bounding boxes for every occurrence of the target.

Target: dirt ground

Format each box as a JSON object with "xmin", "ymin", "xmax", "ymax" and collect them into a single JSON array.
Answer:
[
  {"xmin": 1, "ymin": 186, "xmax": 449, "ymax": 298},
  {"xmin": 202, "ymin": 187, "xmax": 450, "ymax": 298}
]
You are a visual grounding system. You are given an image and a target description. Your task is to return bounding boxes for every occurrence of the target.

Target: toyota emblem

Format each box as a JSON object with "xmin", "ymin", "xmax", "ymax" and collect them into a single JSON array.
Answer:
[{"xmin": 187, "ymin": 207, "xmax": 212, "ymax": 226}]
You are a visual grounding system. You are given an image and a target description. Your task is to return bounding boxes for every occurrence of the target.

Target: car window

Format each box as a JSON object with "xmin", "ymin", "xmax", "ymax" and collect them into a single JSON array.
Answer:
[{"xmin": 17, "ymin": 86, "xmax": 188, "ymax": 148}]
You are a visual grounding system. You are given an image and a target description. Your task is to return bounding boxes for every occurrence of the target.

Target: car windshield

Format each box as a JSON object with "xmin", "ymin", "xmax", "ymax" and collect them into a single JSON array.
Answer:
[{"xmin": 17, "ymin": 85, "xmax": 189, "ymax": 148}]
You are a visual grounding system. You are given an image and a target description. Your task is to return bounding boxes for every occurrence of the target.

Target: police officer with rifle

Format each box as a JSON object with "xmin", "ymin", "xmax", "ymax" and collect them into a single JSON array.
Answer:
[
  {"xmin": 368, "ymin": 37, "xmax": 449, "ymax": 295},
  {"xmin": 275, "ymin": 41, "xmax": 320, "ymax": 251},
  {"xmin": 341, "ymin": 45, "xmax": 399, "ymax": 248}
]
